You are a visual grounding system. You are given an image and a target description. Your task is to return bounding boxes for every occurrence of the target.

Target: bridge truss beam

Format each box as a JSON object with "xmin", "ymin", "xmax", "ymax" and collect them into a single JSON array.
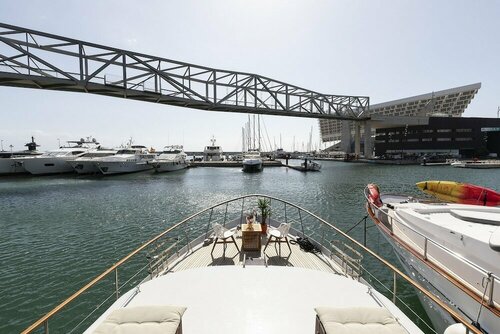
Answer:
[{"xmin": 0, "ymin": 23, "xmax": 369, "ymax": 120}]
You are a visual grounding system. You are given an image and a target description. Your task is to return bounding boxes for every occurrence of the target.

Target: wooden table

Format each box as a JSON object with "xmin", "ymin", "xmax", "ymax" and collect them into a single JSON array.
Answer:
[{"xmin": 241, "ymin": 223, "xmax": 262, "ymax": 251}]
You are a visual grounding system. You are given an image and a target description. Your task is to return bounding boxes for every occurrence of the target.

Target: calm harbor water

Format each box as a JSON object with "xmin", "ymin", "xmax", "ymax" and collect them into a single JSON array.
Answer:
[{"xmin": 1, "ymin": 161, "xmax": 498, "ymax": 333}]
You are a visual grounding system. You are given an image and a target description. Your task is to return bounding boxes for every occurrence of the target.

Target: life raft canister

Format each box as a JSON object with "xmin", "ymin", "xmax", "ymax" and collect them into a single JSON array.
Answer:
[{"xmin": 367, "ymin": 183, "xmax": 383, "ymax": 208}]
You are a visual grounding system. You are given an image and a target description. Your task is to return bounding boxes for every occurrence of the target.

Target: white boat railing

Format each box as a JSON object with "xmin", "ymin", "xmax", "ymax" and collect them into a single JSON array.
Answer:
[{"xmin": 21, "ymin": 194, "xmax": 482, "ymax": 334}]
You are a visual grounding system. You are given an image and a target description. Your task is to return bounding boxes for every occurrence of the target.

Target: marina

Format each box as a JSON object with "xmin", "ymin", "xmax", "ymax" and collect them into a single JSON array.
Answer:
[
  {"xmin": 1, "ymin": 3, "xmax": 500, "ymax": 334},
  {"xmin": 1, "ymin": 162, "xmax": 498, "ymax": 333}
]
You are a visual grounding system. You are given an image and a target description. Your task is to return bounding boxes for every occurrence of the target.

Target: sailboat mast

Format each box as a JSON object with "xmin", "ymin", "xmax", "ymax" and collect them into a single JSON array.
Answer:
[
  {"xmin": 258, "ymin": 115, "xmax": 261, "ymax": 151},
  {"xmin": 253, "ymin": 115, "xmax": 256, "ymax": 150},
  {"xmin": 247, "ymin": 115, "xmax": 251, "ymax": 151},
  {"xmin": 242, "ymin": 127, "xmax": 244, "ymax": 152}
]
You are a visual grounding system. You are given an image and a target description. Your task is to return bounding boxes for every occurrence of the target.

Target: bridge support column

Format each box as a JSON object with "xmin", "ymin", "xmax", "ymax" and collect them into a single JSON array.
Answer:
[
  {"xmin": 341, "ymin": 120, "xmax": 352, "ymax": 153},
  {"xmin": 354, "ymin": 123, "xmax": 361, "ymax": 156},
  {"xmin": 364, "ymin": 120, "xmax": 373, "ymax": 159}
]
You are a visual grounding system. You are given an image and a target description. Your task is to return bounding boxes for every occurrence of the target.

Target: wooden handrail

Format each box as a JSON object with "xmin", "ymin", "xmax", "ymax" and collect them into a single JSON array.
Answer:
[{"xmin": 21, "ymin": 193, "xmax": 481, "ymax": 334}]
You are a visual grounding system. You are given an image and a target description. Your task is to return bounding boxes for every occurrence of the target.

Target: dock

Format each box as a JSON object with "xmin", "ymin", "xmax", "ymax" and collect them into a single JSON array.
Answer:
[
  {"xmin": 286, "ymin": 165, "xmax": 308, "ymax": 172},
  {"xmin": 285, "ymin": 165, "xmax": 321, "ymax": 172}
]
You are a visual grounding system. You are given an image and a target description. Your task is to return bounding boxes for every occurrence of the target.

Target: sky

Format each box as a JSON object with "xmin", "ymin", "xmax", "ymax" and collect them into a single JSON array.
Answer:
[{"xmin": 0, "ymin": 1, "xmax": 499, "ymax": 152}]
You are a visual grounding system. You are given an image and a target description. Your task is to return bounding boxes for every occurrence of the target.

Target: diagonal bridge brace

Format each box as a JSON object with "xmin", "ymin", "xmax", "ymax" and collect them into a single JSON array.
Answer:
[{"xmin": 0, "ymin": 22, "xmax": 369, "ymax": 120}]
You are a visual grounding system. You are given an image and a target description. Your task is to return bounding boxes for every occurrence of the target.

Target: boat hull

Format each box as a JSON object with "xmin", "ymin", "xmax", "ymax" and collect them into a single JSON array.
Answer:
[
  {"xmin": 21, "ymin": 157, "xmax": 75, "ymax": 175},
  {"xmin": 153, "ymin": 161, "xmax": 188, "ymax": 173},
  {"xmin": 0, "ymin": 158, "xmax": 27, "ymax": 175},
  {"xmin": 96, "ymin": 161, "xmax": 154, "ymax": 175},
  {"xmin": 68, "ymin": 160, "xmax": 102, "ymax": 174},
  {"xmin": 378, "ymin": 226, "xmax": 455, "ymax": 334},
  {"xmin": 242, "ymin": 160, "xmax": 263, "ymax": 173}
]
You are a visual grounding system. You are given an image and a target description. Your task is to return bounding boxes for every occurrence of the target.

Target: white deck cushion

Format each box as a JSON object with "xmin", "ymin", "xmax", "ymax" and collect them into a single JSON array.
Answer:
[
  {"xmin": 93, "ymin": 305, "xmax": 186, "ymax": 334},
  {"xmin": 315, "ymin": 307, "xmax": 407, "ymax": 334}
]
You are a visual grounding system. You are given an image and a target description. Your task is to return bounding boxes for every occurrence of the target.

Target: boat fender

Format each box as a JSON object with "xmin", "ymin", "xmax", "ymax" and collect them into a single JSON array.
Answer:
[
  {"xmin": 367, "ymin": 184, "xmax": 383, "ymax": 207},
  {"xmin": 443, "ymin": 323, "xmax": 467, "ymax": 334}
]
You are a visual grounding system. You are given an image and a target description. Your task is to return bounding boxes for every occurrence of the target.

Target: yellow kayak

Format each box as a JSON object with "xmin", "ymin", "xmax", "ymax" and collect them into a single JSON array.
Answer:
[{"xmin": 416, "ymin": 181, "xmax": 500, "ymax": 206}]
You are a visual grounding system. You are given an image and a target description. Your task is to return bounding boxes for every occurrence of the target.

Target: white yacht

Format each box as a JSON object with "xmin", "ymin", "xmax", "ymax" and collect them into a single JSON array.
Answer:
[
  {"xmin": 21, "ymin": 194, "xmax": 479, "ymax": 334},
  {"xmin": 242, "ymin": 149, "xmax": 263, "ymax": 172},
  {"xmin": 95, "ymin": 145, "xmax": 156, "ymax": 175},
  {"xmin": 17, "ymin": 137, "xmax": 100, "ymax": 175},
  {"xmin": 152, "ymin": 145, "xmax": 188, "ymax": 173},
  {"xmin": 451, "ymin": 160, "xmax": 500, "ymax": 169},
  {"xmin": 67, "ymin": 149, "xmax": 118, "ymax": 174},
  {"xmin": 203, "ymin": 136, "xmax": 223, "ymax": 161},
  {"xmin": 0, "ymin": 137, "xmax": 41, "ymax": 175},
  {"xmin": 365, "ymin": 185, "xmax": 500, "ymax": 334}
]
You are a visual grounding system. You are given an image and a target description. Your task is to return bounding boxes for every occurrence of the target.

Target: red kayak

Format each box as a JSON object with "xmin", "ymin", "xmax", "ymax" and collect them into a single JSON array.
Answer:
[{"xmin": 416, "ymin": 181, "xmax": 500, "ymax": 206}]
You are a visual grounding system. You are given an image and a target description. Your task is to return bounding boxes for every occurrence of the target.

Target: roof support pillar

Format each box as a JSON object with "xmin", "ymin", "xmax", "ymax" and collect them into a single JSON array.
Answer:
[
  {"xmin": 341, "ymin": 120, "xmax": 352, "ymax": 153},
  {"xmin": 364, "ymin": 120, "xmax": 373, "ymax": 159},
  {"xmin": 354, "ymin": 123, "xmax": 361, "ymax": 156}
]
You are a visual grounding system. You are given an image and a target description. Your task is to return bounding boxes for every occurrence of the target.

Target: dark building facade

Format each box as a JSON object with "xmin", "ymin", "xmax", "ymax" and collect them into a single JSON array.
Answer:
[{"xmin": 374, "ymin": 117, "xmax": 500, "ymax": 158}]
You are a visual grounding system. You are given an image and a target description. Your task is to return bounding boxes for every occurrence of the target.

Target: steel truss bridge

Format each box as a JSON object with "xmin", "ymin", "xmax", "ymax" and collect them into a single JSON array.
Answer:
[{"xmin": 0, "ymin": 23, "xmax": 369, "ymax": 120}]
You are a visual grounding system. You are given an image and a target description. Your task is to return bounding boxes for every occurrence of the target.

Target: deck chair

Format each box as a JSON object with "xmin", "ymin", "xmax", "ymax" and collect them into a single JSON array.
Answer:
[
  {"xmin": 264, "ymin": 222, "xmax": 292, "ymax": 256},
  {"xmin": 211, "ymin": 223, "xmax": 239, "ymax": 258}
]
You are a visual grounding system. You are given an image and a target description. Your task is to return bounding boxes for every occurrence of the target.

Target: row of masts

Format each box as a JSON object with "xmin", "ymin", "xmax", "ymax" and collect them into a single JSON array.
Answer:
[
  {"xmin": 241, "ymin": 116, "xmax": 320, "ymax": 153},
  {"xmin": 242, "ymin": 115, "xmax": 261, "ymax": 152}
]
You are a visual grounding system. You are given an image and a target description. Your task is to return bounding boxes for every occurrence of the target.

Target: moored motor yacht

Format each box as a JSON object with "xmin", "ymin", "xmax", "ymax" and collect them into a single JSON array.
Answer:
[
  {"xmin": 95, "ymin": 145, "xmax": 156, "ymax": 175},
  {"xmin": 21, "ymin": 194, "xmax": 480, "ymax": 334},
  {"xmin": 152, "ymin": 145, "xmax": 188, "ymax": 173},
  {"xmin": 67, "ymin": 149, "xmax": 118, "ymax": 174},
  {"xmin": 203, "ymin": 136, "xmax": 223, "ymax": 161},
  {"xmin": 242, "ymin": 149, "xmax": 263, "ymax": 172},
  {"xmin": 451, "ymin": 160, "xmax": 500, "ymax": 169},
  {"xmin": 365, "ymin": 184, "xmax": 500, "ymax": 334},
  {"xmin": 0, "ymin": 136, "xmax": 41, "ymax": 175},
  {"xmin": 17, "ymin": 137, "xmax": 100, "ymax": 175}
]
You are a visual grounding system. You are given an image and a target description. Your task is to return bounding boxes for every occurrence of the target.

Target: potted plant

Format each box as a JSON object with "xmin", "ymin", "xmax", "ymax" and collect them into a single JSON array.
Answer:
[{"xmin": 257, "ymin": 198, "xmax": 271, "ymax": 234}]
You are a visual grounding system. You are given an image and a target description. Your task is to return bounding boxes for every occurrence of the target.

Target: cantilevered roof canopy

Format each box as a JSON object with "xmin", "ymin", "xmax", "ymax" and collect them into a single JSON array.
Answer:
[
  {"xmin": 320, "ymin": 83, "xmax": 481, "ymax": 142},
  {"xmin": 362, "ymin": 82, "xmax": 481, "ymax": 118}
]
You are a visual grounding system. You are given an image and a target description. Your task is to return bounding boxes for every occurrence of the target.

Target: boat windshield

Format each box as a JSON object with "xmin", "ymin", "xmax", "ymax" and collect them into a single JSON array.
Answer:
[
  {"xmin": 81, "ymin": 152, "xmax": 115, "ymax": 157},
  {"xmin": 116, "ymin": 149, "xmax": 138, "ymax": 155}
]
